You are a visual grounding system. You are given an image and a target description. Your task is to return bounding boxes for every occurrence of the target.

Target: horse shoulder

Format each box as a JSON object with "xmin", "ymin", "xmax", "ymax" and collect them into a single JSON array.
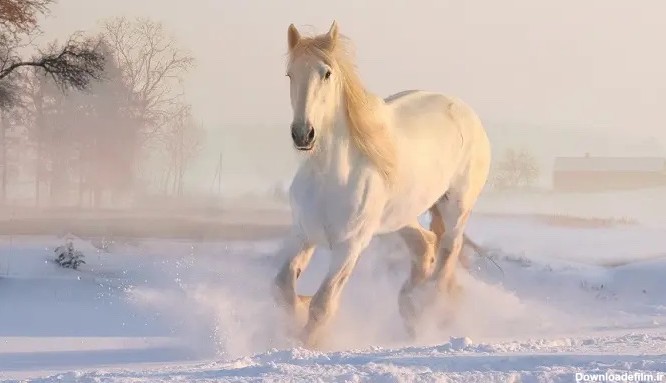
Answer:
[
  {"xmin": 333, "ymin": 169, "xmax": 387, "ymax": 242},
  {"xmin": 288, "ymin": 165, "xmax": 316, "ymax": 217}
]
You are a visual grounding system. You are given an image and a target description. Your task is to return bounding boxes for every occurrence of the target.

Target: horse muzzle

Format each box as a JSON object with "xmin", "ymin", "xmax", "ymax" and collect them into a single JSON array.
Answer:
[{"xmin": 291, "ymin": 123, "xmax": 316, "ymax": 151}]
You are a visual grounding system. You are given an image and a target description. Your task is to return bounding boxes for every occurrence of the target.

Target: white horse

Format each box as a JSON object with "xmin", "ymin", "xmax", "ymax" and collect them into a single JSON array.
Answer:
[{"xmin": 273, "ymin": 21, "xmax": 491, "ymax": 349}]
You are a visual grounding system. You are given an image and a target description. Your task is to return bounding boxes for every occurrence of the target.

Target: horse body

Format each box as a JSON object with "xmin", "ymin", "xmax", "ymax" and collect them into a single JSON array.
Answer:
[
  {"xmin": 273, "ymin": 21, "xmax": 491, "ymax": 348},
  {"xmin": 292, "ymin": 90, "xmax": 488, "ymax": 239},
  {"xmin": 379, "ymin": 90, "xmax": 489, "ymax": 233}
]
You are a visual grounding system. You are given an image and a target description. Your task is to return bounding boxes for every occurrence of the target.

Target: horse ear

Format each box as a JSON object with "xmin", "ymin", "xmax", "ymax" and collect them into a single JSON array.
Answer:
[
  {"xmin": 288, "ymin": 24, "xmax": 301, "ymax": 51},
  {"xmin": 320, "ymin": 20, "xmax": 339, "ymax": 51},
  {"xmin": 326, "ymin": 20, "xmax": 339, "ymax": 42}
]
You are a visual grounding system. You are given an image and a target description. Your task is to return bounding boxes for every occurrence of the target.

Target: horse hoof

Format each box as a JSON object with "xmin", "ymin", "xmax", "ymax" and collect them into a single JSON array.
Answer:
[
  {"xmin": 403, "ymin": 322, "xmax": 418, "ymax": 341},
  {"xmin": 300, "ymin": 333, "xmax": 323, "ymax": 350},
  {"xmin": 298, "ymin": 294, "xmax": 312, "ymax": 306}
]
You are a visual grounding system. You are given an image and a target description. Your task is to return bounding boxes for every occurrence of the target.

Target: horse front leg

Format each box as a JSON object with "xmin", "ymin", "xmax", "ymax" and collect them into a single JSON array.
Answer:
[
  {"xmin": 300, "ymin": 237, "xmax": 370, "ymax": 349},
  {"xmin": 272, "ymin": 232, "xmax": 316, "ymax": 331}
]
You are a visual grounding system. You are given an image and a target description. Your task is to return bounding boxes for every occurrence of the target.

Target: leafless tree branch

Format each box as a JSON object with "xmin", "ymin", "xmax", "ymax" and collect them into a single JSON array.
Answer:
[
  {"xmin": 0, "ymin": 35, "xmax": 104, "ymax": 91},
  {"xmin": 100, "ymin": 17, "xmax": 195, "ymax": 143},
  {"xmin": 0, "ymin": 0, "xmax": 52, "ymax": 38}
]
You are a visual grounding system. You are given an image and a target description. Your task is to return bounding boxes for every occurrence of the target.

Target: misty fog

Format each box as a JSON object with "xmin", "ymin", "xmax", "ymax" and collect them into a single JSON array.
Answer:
[
  {"xmin": 31, "ymin": 0, "xmax": 665, "ymax": 196},
  {"xmin": 0, "ymin": 0, "xmax": 663, "ymax": 230}
]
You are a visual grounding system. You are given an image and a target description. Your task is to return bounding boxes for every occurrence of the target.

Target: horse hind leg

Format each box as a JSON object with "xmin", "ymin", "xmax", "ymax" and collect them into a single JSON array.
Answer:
[
  {"xmin": 430, "ymin": 202, "xmax": 473, "ymax": 270},
  {"xmin": 431, "ymin": 179, "xmax": 487, "ymax": 303},
  {"xmin": 432, "ymin": 199, "xmax": 470, "ymax": 302},
  {"xmin": 397, "ymin": 220, "xmax": 438, "ymax": 339},
  {"xmin": 399, "ymin": 202, "xmax": 478, "ymax": 338},
  {"xmin": 433, "ymin": 139, "xmax": 491, "ymax": 297},
  {"xmin": 429, "ymin": 205, "xmax": 445, "ymax": 252}
]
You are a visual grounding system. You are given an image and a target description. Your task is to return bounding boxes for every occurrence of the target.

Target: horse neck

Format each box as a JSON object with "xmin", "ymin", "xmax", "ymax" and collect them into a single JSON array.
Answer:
[{"xmin": 309, "ymin": 105, "xmax": 356, "ymax": 183}]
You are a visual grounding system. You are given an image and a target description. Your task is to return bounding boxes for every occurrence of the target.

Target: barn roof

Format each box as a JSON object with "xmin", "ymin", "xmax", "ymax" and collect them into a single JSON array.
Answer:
[{"xmin": 554, "ymin": 156, "xmax": 666, "ymax": 172}]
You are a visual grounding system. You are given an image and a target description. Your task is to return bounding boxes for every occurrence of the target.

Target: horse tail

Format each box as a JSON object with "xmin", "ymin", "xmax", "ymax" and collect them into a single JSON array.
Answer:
[
  {"xmin": 463, "ymin": 233, "xmax": 484, "ymax": 256},
  {"xmin": 463, "ymin": 233, "xmax": 503, "ymax": 275}
]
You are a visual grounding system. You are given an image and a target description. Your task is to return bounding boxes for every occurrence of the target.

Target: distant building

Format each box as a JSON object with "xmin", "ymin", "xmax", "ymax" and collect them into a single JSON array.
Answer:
[{"xmin": 553, "ymin": 155, "xmax": 666, "ymax": 192}]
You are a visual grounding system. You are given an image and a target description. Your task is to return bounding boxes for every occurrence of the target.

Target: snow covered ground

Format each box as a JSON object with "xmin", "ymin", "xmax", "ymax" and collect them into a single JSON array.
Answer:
[{"xmin": 1, "ymin": 195, "xmax": 666, "ymax": 382}]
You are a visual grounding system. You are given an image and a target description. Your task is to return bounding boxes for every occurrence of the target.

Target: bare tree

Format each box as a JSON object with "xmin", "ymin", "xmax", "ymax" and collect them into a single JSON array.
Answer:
[
  {"xmin": 491, "ymin": 147, "xmax": 540, "ymax": 190},
  {"xmin": 0, "ymin": 1, "xmax": 104, "ymax": 103},
  {"xmin": 101, "ymin": 17, "xmax": 194, "ymax": 143},
  {"xmin": 75, "ymin": 41, "xmax": 138, "ymax": 207},
  {"xmin": 162, "ymin": 103, "xmax": 204, "ymax": 196},
  {"xmin": 0, "ymin": 108, "xmax": 9, "ymax": 202},
  {"xmin": 17, "ymin": 42, "xmax": 138, "ymax": 208},
  {"xmin": 0, "ymin": 0, "xmax": 51, "ymax": 37},
  {"xmin": 0, "ymin": 76, "xmax": 19, "ymax": 108},
  {"xmin": 0, "ymin": 69, "xmax": 30, "ymax": 205}
]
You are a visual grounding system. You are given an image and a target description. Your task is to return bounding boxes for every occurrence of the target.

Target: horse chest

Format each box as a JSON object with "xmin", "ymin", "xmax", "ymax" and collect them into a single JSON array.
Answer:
[{"xmin": 290, "ymin": 169, "xmax": 380, "ymax": 246}]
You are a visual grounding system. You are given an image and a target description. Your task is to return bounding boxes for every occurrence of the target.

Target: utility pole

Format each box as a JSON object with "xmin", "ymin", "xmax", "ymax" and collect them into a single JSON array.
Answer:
[{"xmin": 210, "ymin": 151, "xmax": 223, "ymax": 197}]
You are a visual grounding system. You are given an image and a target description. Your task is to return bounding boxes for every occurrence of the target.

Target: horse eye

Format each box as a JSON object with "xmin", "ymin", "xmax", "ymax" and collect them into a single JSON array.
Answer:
[{"xmin": 324, "ymin": 70, "xmax": 331, "ymax": 80}]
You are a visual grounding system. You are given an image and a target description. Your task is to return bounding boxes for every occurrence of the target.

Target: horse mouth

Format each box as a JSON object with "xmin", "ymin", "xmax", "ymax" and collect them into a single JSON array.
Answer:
[{"xmin": 295, "ymin": 144, "xmax": 314, "ymax": 151}]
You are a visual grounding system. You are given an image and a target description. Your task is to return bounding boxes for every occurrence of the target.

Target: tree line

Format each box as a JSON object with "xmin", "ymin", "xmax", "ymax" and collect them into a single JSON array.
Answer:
[{"xmin": 0, "ymin": 0, "xmax": 205, "ymax": 208}]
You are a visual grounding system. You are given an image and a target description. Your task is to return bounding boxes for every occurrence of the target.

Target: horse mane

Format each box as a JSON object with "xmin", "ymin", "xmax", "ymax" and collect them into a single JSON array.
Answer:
[{"xmin": 288, "ymin": 31, "xmax": 397, "ymax": 186}]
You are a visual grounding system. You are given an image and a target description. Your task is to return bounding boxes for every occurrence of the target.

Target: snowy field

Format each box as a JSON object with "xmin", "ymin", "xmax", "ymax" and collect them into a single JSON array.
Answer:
[{"xmin": 2, "ymin": 191, "xmax": 666, "ymax": 382}]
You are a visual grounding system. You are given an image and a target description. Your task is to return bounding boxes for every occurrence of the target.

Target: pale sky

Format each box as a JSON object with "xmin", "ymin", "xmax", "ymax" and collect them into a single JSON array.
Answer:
[{"xmin": 38, "ymin": 0, "xmax": 666, "ymax": 192}]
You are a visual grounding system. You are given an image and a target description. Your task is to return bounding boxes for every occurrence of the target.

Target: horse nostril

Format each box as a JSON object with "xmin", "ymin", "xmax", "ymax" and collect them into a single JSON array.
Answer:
[
  {"xmin": 291, "ymin": 130, "xmax": 297, "ymax": 141},
  {"xmin": 308, "ymin": 127, "xmax": 315, "ymax": 141}
]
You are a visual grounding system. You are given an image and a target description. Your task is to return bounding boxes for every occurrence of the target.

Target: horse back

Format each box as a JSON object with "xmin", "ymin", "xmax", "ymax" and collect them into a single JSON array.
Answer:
[{"xmin": 385, "ymin": 89, "xmax": 486, "ymax": 142}]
